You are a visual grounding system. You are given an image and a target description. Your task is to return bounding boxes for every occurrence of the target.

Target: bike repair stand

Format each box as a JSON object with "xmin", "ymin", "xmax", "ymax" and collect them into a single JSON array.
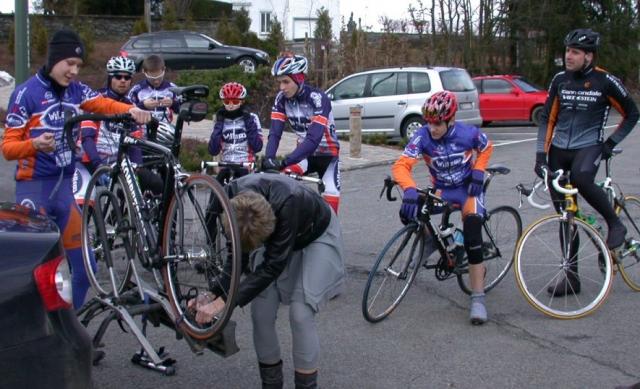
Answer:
[{"xmin": 77, "ymin": 278, "xmax": 239, "ymax": 376}]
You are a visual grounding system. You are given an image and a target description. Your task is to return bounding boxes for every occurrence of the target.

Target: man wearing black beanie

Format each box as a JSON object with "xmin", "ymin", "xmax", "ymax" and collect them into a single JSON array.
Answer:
[{"xmin": 2, "ymin": 29, "xmax": 152, "ymax": 310}]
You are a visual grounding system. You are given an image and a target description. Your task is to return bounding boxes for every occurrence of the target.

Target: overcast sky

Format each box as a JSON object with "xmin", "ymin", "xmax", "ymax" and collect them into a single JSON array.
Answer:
[
  {"xmin": 340, "ymin": 0, "xmax": 415, "ymax": 31},
  {"xmin": 0, "ymin": 0, "xmax": 416, "ymax": 32}
]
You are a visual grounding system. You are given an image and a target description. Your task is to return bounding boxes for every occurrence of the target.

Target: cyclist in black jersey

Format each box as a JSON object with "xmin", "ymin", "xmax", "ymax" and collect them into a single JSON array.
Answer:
[{"xmin": 535, "ymin": 28, "xmax": 639, "ymax": 296}]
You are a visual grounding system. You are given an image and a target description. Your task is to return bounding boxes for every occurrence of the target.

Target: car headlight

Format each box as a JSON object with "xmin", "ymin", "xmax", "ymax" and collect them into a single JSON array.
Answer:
[{"xmin": 256, "ymin": 51, "xmax": 268, "ymax": 59}]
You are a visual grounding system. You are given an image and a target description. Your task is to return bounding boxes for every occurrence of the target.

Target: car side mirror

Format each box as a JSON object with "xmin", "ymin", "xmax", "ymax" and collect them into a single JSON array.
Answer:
[
  {"xmin": 327, "ymin": 92, "xmax": 334, "ymax": 100},
  {"xmin": 208, "ymin": 42, "xmax": 216, "ymax": 50},
  {"xmin": 512, "ymin": 88, "xmax": 520, "ymax": 96}
]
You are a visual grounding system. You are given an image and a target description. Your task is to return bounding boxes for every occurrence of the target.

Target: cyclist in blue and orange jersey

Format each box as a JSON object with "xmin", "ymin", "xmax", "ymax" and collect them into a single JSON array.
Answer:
[
  {"xmin": 2, "ymin": 30, "xmax": 151, "ymax": 309},
  {"xmin": 262, "ymin": 53, "xmax": 341, "ymax": 214},
  {"xmin": 128, "ymin": 54, "xmax": 180, "ymax": 124},
  {"xmin": 392, "ymin": 91, "xmax": 494, "ymax": 325},
  {"xmin": 208, "ymin": 82, "xmax": 263, "ymax": 184},
  {"xmin": 534, "ymin": 28, "xmax": 639, "ymax": 296},
  {"xmin": 76, "ymin": 56, "xmax": 162, "ymax": 200}
]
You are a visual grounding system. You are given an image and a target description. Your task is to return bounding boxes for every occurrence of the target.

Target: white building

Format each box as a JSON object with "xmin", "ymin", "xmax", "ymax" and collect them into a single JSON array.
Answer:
[{"xmin": 225, "ymin": 0, "xmax": 341, "ymax": 41}]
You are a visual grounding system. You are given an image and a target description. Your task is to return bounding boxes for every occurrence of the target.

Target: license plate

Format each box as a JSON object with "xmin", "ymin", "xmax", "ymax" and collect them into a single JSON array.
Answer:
[{"xmin": 459, "ymin": 102, "xmax": 473, "ymax": 110}]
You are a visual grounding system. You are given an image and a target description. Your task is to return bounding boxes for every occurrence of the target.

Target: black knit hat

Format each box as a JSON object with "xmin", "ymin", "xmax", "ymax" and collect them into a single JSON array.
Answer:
[{"xmin": 46, "ymin": 29, "xmax": 85, "ymax": 72}]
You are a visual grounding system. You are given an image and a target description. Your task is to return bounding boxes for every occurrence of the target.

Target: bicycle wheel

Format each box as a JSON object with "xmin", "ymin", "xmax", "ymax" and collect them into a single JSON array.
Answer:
[
  {"xmin": 514, "ymin": 215, "xmax": 613, "ymax": 319},
  {"xmin": 80, "ymin": 165, "xmax": 133, "ymax": 298},
  {"xmin": 457, "ymin": 206, "xmax": 522, "ymax": 294},
  {"xmin": 162, "ymin": 174, "xmax": 241, "ymax": 340},
  {"xmin": 362, "ymin": 223, "xmax": 425, "ymax": 323},
  {"xmin": 616, "ymin": 195, "xmax": 640, "ymax": 291}
]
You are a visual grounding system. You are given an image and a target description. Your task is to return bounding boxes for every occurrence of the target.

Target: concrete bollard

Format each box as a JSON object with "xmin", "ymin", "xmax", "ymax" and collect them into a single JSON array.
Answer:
[{"xmin": 349, "ymin": 105, "xmax": 362, "ymax": 158}]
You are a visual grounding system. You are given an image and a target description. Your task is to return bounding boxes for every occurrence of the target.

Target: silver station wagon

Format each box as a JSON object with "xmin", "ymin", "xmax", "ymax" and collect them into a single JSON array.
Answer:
[{"xmin": 327, "ymin": 67, "xmax": 482, "ymax": 139}]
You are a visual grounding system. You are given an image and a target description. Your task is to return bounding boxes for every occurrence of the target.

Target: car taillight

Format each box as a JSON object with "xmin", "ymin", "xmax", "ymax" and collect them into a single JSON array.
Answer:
[
  {"xmin": 120, "ymin": 50, "xmax": 128, "ymax": 57},
  {"xmin": 33, "ymin": 255, "xmax": 73, "ymax": 311}
]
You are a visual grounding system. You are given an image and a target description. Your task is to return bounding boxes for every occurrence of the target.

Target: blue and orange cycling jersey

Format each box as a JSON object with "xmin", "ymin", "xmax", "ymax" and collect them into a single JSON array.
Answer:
[
  {"xmin": 2, "ymin": 69, "xmax": 133, "ymax": 180},
  {"xmin": 266, "ymin": 84, "xmax": 339, "ymax": 166},
  {"xmin": 392, "ymin": 121, "xmax": 493, "ymax": 190}
]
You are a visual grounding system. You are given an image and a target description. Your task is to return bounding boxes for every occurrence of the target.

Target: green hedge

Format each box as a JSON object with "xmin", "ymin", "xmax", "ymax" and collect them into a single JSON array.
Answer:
[{"xmin": 176, "ymin": 65, "xmax": 277, "ymax": 127}]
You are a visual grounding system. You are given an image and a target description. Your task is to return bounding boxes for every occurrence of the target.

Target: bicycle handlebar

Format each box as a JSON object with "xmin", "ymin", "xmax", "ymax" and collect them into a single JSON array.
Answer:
[
  {"xmin": 516, "ymin": 181, "xmax": 550, "ymax": 210},
  {"xmin": 201, "ymin": 161, "xmax": 255, "ymax": 174},
  {"xmin": 551, "ymin": 169, "xmax": 578, "ymax": 195},
  {"xmin": 281, "ymin": 171, "xmax": 325, "ymax": 193},
  {"xmin": 63, "ymin": 113, "xmax": 134, "ymax": 152}
]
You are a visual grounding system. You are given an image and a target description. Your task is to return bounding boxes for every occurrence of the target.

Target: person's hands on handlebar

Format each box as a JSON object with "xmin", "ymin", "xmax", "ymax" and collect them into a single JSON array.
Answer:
[
  {"xmin": 32, "ymin": 132, "xmax": 56, "ymax": 153},
  {"xmin": 400, "ymin": 187, "xmax": 419, "ymax": 222},
  {"xmin": 534, "ymin": 152, "xmax": 548, "ymax": 179},
  {"xmin": 262, "ymin": 157, "xmax": 284, "ymax": 172},
  {"xmin": 128, "ymin": 107, "xmax": 152, "ymax": 124}
]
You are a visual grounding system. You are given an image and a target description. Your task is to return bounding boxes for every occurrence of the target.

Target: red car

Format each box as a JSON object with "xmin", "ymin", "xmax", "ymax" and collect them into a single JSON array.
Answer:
[{"xmin": 472, "ymin": 75, "xmax": 548, "ymax": 126}]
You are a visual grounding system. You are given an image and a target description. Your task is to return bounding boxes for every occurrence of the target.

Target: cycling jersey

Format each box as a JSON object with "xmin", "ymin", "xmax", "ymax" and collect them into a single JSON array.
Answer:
[
  {"xmin": 128, "ymin": 79, "xmax": 179, "ymax": 123},
  {"xmin": 80, "ymin": 87, "xmax": 143, "ymax": 169},
  {"xmin": 2, "ymin": 68, "xmax": 133, "ymax": 180},
  {"xmin": 208, "ymin": 108, "xmax": 263, "ymax": 164},
  {"xmin": 537, "ymin": 65, "xmax": 640, "ymax": 153},
  {"xmin": 266, "ymin": 84, "xmax": 339, "ymax": 165},
  {"xmin": 393, "ymin": 122, "xmax": 493, "ymax": 190}
]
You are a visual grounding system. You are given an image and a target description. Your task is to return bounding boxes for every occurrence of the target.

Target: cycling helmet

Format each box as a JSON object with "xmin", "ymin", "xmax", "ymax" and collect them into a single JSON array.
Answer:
[
  {"xmin": 422, "ymin": 91, "xmax": 458, "ymax": 124},
  {"xmin": 219, "ymin": 82, "xmax": 247, "ymax": 100},
  {"xmin": 271, "ymin": 54, "xmax": 308, "ymax": 76},
  {"xmin": 106, "ymin": 56, "xmax": 136, "ymax": 75},
  {"xmin": 154, "ymin": 121, "xmax": 175, "ymax": 146},
  {"xmin": 564, "ymin": 28, "xmax": 600, "ymax": 52}
]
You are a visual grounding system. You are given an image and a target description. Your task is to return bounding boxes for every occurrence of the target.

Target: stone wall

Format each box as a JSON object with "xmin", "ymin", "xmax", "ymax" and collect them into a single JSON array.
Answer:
[{"xmin": 0, "ymin": 14, "xmax": 220, "ymax": 41}]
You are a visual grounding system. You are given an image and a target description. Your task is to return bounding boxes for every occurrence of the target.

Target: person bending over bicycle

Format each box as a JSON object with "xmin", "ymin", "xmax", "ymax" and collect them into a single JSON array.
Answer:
[
  {"xmin": 534, "ymin": 28, "xmax": 639, "ymax": 296},
  {"xmin": 128, "ymin": 54, "xmax": 179, "ymax": 125},
  {"xmin": 191, "ymin": 173, "xmax": 345, "ymax": 389},
  {"xmin": 392, "ymin": 91, "xmax": 494, "ymax": 325},
  {"xmin": 1, "ymin": 30, "xmax": 152, "ymax": 309},
  {"xmin": 262, "ymin": 53, "xmax": 341, "ymax": 213},
  {"xmin": 77, "ymin": 56, "xmax": 162, "ymax": 199},
  {"xmin": 208, "ymin": 82, "xmax": 263, "ymax": 184}
]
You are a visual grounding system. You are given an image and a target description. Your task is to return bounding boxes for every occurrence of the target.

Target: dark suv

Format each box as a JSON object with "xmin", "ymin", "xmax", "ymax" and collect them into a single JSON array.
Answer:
[{"xmin": 121, "ymin": 30, "xmax": 270, "ymax": 72}]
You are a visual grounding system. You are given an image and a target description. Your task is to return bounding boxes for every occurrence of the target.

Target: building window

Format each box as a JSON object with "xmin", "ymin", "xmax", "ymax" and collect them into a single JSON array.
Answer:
[{"xmin": 261, "ymin": 12, "xmax": 272, "ymax": 34}]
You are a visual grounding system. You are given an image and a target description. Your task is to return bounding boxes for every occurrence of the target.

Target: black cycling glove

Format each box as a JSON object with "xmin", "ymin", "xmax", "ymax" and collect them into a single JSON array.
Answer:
[{"xmin": 534, "ymin": 152, "xmax": 548, "ymax": 179}]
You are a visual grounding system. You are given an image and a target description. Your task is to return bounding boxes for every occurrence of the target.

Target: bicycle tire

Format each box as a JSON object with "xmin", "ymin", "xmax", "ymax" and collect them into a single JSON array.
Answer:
[
  {"xmin": 457, "ymin": 206, "xmax": 522, "ymax": 294},
  {"xmin": 162, "ymin": 174, "xmax": 241, "ymax": 340},
  {"xmin": 80, "ymin": 165, "xmax": 133, "ymax": 298},
  {"xmin": 616, "ymin": 195, "xmax": 640, "ymax": 291},
  {"xmin": 514, "ymin": 215, "xmax": 613, "ymax": 319},
  {"xmin": 362, "ymin": 222, "xmax": 424, "ymax": 323}
]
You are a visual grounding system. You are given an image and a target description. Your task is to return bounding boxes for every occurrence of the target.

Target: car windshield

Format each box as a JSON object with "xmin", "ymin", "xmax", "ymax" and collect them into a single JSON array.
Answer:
[
  {"xmin": 440, "ymin": 69, "xmax": 476, "ymax": 92},
  {"xmin": 513, "ymin": 77, "xmax": 543, "ymax": 92}
]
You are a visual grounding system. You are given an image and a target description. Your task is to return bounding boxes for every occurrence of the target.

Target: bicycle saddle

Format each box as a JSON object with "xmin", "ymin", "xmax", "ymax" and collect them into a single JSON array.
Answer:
[
  {"xmin": 486, "ymin": 164, "xmax": 510, "ymax": 175},
  {"xmin": 170, "ymin": 85, "xmax": 209, "ymax": 99}
]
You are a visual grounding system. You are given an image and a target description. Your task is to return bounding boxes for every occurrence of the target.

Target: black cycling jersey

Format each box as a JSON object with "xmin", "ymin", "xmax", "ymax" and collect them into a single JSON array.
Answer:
[{"xmin": 537, "ymin": 64, "xmax": 639, "ymax": 153}]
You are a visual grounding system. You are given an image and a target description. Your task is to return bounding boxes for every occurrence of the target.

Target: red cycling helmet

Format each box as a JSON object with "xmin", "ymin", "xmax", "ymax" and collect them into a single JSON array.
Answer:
[
  {"xmin": 219, "ymin": 82, "xmax": 247, "ymax": 100},
  {"xmin": 422, "ymin": 91, "xmax": 458, "ymax": 124}
]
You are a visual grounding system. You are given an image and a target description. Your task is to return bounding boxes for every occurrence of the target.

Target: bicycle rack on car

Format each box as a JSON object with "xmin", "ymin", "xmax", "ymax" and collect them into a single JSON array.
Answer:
[{"xmin": 77, "ymin": 277, "xmax": 239, "ymax": 376}]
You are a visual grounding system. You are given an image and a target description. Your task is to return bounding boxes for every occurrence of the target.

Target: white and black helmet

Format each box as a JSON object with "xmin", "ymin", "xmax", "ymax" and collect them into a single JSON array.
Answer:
[
  {"xmin": 271, "ymin": 54, "xmax": 308, "ymax": 76},
  {"xmin": 154, "ymin": 121, "xmax": 175, "ymax": 146},
  {"xmin": 106, "ymin": 56, "xmax": 136, "ymax": 75}
]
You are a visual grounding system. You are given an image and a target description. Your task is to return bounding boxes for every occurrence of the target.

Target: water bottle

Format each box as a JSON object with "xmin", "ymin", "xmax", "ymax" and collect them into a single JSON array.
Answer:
[{"xmin": 453, "ymin": 229, "xmax": 464, "ymax": 246}]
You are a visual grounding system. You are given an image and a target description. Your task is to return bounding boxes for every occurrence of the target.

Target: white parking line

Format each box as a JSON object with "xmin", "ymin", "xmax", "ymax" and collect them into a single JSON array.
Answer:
[{"xmin": 494, "ymin": 137, "xmax": 536, "ymax": 147}]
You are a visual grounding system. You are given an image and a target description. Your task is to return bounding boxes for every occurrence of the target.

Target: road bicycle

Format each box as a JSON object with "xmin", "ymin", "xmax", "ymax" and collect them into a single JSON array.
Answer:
[
  {"xmin": 514, "ymin": 150, "xmax": 640, "ymax": 319},
  {"xmin": 362, "ymin": 165, "xmax": 522, "ymax": 323},
  {"xmin": 69, "ymin": 86, "xmax": 242, "ymax": 344}
]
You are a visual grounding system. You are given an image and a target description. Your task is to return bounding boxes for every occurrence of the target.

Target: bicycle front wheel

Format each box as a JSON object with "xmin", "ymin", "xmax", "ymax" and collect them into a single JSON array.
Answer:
[
  {"xmin": 616, "ymin": 195, "xmax": 640, "ymax": 291},
  {"xmin": 514, "ymin": 215, "xmax": 613, "ymax": 319},
  {"xmin": 457, "ymin": 206, "xmax": 522, "ymax": 294},
  {"xmin": 362, "ymin": 223, "xmax": 424, "ymax": 323},
  {"xmin": 81, "ymin": 165, "xmax": 133, "ymax": 298},
  {"xmin": 162, "ymin": 174, "xmax": 241, "ymax": 340}
]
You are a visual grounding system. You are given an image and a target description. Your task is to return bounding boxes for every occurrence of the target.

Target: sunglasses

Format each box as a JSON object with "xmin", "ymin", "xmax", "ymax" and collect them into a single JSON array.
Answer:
[
  {"xmin": 112, "ymin": 74, "xmax": 132, "ymax": 81},
  {"xmin": 223, "ymin": 99, "xmax": 243, "ymax": 105},
  {"xmin": 144, "ymin": 70, "xmax": 165, "ymax": 80}
]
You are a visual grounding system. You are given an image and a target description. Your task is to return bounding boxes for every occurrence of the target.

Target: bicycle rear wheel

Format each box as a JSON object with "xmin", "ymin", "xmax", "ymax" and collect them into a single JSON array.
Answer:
[
  {"xmin": 362, "ymin": 223, "xmax": 424, "ymax": 323},
  {"xmin": 616, "ymin": 195, "xmax": 640, "ymax": 291},
  {"xmin": 162, "ymin": 174, "xmax": 241, "ymax": 340},
  {"xmin": 80, "ymin": 165, "xmax": 133, "ymax": 298},
  {"xmin": 514, "ymin": 215, "xmax": 613, "ymax": 319}
]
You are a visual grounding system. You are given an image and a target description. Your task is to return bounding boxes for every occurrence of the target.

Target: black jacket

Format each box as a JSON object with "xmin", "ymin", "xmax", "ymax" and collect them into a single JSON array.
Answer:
[{"xmin": 217, "ymin": 173, "xmax": 332, "ymax": 307}]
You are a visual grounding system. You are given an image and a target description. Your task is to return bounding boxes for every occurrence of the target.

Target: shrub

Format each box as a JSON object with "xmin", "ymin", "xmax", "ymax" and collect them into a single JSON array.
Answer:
[
  {"xmin": 31, "ymin": 17, "xmax": 48, "ymax": 57},
  {"xmin": 179, "ymin": 138, "xmax": 210, "ymax": 172},
  {"xmin": 132, "ymin": 18, "xmax": 147, "ymax": 36}
]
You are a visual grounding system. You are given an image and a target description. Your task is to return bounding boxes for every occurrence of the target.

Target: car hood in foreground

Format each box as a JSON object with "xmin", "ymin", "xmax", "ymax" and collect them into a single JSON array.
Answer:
[{"xmin": 0, "ymin": 202, "xmax": 58, "ymax": 234}]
